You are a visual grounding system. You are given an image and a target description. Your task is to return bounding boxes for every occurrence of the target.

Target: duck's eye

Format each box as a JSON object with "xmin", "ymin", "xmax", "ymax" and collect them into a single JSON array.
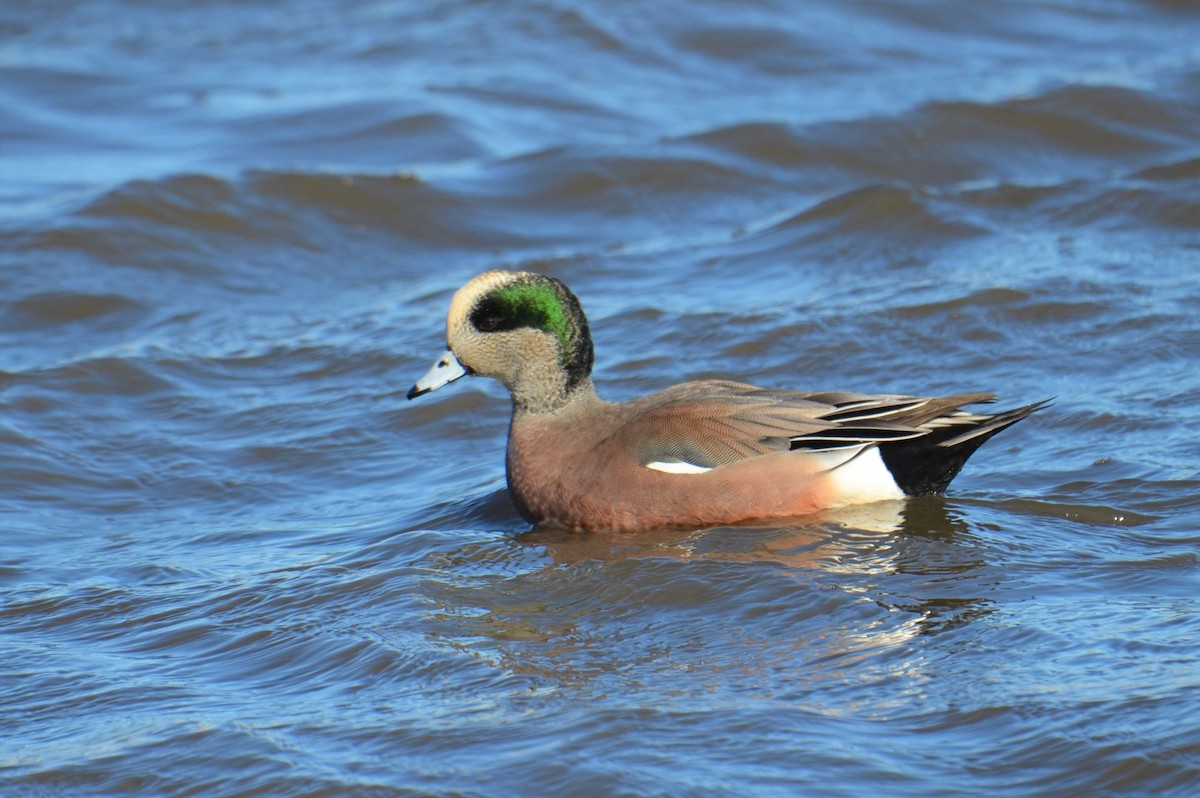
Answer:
[
  {"xmin": 475, "ymin": 313, "xmax": 504, "ymax": 332},
  {"xmin": 470, "ymin": 290, "xmax": 548, "ymax": 334},
  {"xmin": 471, "ymin": 295, "xmax": 519, "ymax": 333}
]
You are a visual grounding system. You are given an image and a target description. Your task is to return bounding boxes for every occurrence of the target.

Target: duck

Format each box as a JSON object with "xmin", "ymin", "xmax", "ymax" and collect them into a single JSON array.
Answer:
[{"xmin": 408, "ymin": 270, "xmax": 1048, "ymax": 532}]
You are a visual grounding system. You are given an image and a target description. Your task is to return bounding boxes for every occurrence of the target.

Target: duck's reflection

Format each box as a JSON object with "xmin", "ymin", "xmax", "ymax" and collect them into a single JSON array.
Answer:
[{"xmin": 419, "ymin": 496, "xmax": 995, "ymax": 697}]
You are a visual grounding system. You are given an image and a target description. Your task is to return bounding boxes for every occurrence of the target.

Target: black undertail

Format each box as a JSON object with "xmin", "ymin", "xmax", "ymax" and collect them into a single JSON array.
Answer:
[{"xmin": 878, "ymin": 400, "xmax": 1051, "ymax": 496}]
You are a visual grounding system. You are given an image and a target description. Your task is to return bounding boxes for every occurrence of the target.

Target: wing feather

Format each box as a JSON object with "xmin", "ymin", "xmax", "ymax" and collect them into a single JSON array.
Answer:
[{"xmin": 606, "ymin": 380, "xmax": 1012, "ymax": 473}]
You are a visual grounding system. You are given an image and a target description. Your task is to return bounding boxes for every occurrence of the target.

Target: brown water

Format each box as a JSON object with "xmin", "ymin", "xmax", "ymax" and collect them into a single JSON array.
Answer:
[{"xmin": 3, "ymin": 1, "xmax": 1200, "ymax": 796}]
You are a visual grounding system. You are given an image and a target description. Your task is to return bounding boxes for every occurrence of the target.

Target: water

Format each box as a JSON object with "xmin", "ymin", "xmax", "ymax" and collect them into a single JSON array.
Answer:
[{"xmin": 3, "ymin": 0, "xmax": 1199, "ymax": 795}]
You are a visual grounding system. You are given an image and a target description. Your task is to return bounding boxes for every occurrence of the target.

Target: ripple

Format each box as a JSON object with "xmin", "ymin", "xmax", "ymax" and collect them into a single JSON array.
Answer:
[
  {"xmin": 776, "ymin": 184, "xmax": 983, "ymax": 238},
  {"xmin": 1133, "ymin": 155, "xmax": 1200, "ymax": 181},
  {"xmin": 232, "ymin": 103, "xmax": 490, "ymax": 166},
  {"xmin": 687, "ymin": 81, "xmax": 1195, "ymax": 189},
  {"xmin": 0, "ymin": 292, "xmax": 146, "ymax": 333}
]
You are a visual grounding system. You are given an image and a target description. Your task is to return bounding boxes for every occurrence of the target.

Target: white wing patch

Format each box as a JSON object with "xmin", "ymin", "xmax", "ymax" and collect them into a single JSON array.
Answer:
[{"xmin": 645, "ymin": 460, "xmax": 714, "ymax": 475}]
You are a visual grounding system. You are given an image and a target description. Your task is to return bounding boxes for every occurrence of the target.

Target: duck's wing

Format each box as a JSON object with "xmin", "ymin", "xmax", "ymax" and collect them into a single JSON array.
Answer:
[{"xmin": 610, "ymin": 380, "xmax": 1000, "ymax": 472}]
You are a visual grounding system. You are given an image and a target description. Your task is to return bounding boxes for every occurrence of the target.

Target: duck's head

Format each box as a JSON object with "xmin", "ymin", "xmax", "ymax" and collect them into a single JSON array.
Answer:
[{"xmin": 407, "ymin": 271, "xmax": 595, "ymax": 414}]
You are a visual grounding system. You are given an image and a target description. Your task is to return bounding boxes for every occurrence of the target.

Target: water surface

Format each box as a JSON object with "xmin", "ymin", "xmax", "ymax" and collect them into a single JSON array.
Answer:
[{"xmin": 2, "ymin": 1, "xmax": 1199, "ymax": 795}]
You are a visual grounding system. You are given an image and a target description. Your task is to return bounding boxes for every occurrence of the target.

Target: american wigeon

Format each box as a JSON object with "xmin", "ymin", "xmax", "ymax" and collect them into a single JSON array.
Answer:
[{"xmin": 409, "ymin": 270, "xmax": 1048, "ymax": 532}]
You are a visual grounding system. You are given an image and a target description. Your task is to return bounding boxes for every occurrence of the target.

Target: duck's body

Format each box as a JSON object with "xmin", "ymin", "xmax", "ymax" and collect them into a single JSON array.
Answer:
[
  {"xmin": 409, "ymin": 271, "xmax": 1047, "ymax": 532},
  {"xmin": 504, "ymin": 383, "xmax": 832, "ymax": 530}
]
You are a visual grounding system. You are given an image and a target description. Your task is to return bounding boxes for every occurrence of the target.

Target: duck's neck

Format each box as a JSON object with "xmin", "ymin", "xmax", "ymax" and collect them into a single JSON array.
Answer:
[{"xmin": 511, "ymin": 377, "xmax": 600, "ymax": 417}]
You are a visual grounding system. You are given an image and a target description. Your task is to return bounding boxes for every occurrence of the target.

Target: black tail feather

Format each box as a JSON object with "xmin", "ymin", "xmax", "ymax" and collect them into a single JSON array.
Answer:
[{"xmin": 879, "ymin": 399, "xmax": 1051, "ymax": 496}]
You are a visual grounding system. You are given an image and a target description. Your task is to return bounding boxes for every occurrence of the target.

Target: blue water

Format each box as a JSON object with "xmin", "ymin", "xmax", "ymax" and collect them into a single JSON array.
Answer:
[{"xmin": 2, "ymin": 1, "xmax": 1199, "ymax": 795}]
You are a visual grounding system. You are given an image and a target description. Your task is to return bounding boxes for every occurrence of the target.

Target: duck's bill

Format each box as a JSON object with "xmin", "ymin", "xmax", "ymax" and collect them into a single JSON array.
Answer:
[{"xmin": 407, "ymin": 350, "xmax": 468, "ymax": 400}]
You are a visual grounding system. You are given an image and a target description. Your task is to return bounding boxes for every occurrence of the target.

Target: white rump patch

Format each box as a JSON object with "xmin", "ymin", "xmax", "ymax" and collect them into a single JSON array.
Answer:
[
  {"xmin": 645, "ymin": 460, "xmax": 713, "ymax": 475},
  {"xmin": 823, "ymin": 446, "xmax": 905, "ymax": 504}
]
